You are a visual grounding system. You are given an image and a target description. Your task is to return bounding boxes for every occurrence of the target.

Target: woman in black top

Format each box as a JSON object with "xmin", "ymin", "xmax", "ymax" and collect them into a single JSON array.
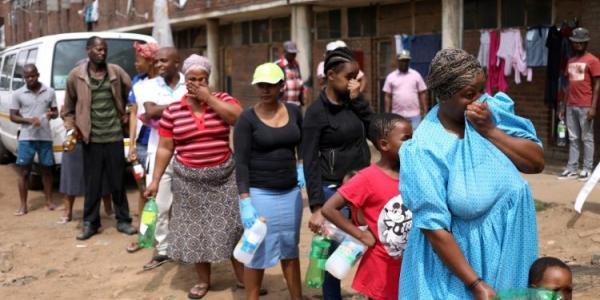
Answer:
[
  {"xmin": 302, "ymin": 47, "xmax": 373, "ymax": 300},
  {"xmin": 234, "ymin": 62, "xmax": 304, "ymax": 300}
]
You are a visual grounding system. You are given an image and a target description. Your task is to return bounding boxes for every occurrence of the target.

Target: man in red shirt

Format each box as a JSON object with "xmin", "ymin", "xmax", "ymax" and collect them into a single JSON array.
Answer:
[{"xmin": 558, "ymin": 28, "xmax": 600, "ymax": 181}]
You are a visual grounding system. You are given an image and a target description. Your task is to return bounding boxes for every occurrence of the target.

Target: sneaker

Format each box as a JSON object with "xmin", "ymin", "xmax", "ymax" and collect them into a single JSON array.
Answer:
[
  {"xmin": 557, "ymin": 170, "xmax": 578, "ymax": 180},
  {"xmin": 578, "ymin": 170, "xmax": 590, "ymax": 181}
]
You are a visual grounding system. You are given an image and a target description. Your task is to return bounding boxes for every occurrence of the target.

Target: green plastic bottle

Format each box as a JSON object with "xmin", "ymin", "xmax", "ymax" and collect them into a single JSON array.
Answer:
[
  {"xmin": 138, "ymin": 197, "xmax": 158, "ymax": 248},
  {"xmin": 493, "ymin": 288, "xmax": 562, "ymax": 300},
  {"xmin": 305, "ymin": 235, "xmax": 331, "ymax": 288}
]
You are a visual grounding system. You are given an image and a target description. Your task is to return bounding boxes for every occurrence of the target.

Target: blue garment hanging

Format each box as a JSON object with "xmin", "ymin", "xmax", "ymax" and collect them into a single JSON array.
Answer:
[{"xmin": 406, "ymin": 34, "xmax": 442, "ymax": 78}]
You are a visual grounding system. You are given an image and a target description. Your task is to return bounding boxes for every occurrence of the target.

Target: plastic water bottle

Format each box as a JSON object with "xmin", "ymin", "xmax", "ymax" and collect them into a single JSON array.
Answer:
[
  {"xmin": 321, "ymin": 221, "xmax": 350, "ymax": 243},
  {"xmin": 305, "ymin": 235, "xmax": 331, "ymax": 288},
  {"xmin": 138, "ymin": 197, "xmax": 158, "ymax": 248},
  {"xmin": 557, "ymin": 120, "xmax": 567, "ymax": 147},
  {"xmin": 325, "ymin": 234, "xmax": 367, "ymax": 280},
  {"xmin": 234, "ymin": 217, "xmax": 267, "ymax": 264},
  {"xmin": 493, "ymin": 288, "xmax": 562, "ymax": 300}
]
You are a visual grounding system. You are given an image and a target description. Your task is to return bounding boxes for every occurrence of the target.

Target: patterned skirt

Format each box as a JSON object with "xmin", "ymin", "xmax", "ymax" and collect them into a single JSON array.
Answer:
[{"xmin": 167, "ymin": 158, "xmax": 243, "ymax": 264}]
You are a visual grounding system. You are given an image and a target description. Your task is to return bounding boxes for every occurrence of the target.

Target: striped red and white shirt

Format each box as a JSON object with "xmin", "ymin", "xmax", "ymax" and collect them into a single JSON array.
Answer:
[{"xmin": 158, "ymin": 92, "xmax": 240, "ymax": 169}]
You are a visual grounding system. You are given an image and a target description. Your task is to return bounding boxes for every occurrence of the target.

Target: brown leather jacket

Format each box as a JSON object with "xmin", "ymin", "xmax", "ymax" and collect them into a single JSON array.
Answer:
[{"xmin": 62, "ymin": 62, "xmax": 132, "ymax": 143}]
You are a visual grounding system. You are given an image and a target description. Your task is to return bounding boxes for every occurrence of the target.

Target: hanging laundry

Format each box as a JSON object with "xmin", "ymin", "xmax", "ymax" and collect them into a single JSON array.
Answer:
[
  {"xmin": 477, "ymin": 30, "xmax": 491, "ymax": 68},
  {"xmin": 526, "ymin": 27, "xmax": 549, "ymax": 67},
  {"xmin": 497, "ymin": 29, "xmax": 531, "ymax": 84},
  {"xmin": 545, "ymin": 26, "xmax": 562, "ymax": 105},
  {"xmin": 486, "ymin": 30, "xmax": 509, "ymax": 94},
  {"xmin": 407, "ymin": 34, "xmax": 441, "ymax": 78}
]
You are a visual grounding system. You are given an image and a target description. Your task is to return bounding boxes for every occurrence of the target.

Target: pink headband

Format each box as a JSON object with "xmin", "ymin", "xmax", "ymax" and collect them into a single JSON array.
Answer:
[{"xmin": 133, "ymin": 41, "xmax": 159, "ymax": 59}]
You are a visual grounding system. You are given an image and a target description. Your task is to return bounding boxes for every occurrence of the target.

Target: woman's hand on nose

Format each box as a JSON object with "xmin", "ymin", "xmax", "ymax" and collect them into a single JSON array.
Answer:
[{"xmin": 466, "ymin": 101, "xmax": 495, "ymax": 136}]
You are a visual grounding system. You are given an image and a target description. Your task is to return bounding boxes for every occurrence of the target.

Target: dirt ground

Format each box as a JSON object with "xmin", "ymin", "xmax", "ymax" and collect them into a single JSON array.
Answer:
[{"xmin": 0, "ymin": 163, "xmax": 599, "ymax": 299}]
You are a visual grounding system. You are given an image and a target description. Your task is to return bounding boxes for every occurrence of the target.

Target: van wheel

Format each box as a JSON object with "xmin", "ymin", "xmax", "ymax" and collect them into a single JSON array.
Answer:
[
  {"xmin": 0, "ymin": 141, "xmax": 15, "ymax": 164},
  {"xmin": 28, "ymin": 173, "xmax": 43, "ymax": 191}
]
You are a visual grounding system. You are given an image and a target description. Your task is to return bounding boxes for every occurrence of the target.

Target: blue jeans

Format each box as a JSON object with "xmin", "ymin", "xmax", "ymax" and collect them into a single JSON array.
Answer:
[
  {"xmin": 322, "ymin": 184, "xmax": 350, "ymax": 300},
  {"xmin": 16, "ymin": 140, "xmax": 54, "ymax": 167}
]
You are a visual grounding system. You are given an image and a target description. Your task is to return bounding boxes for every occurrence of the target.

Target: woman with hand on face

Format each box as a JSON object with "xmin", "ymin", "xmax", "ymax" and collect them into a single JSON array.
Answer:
[
  {"xmin": 234, "ymin": 63, "xmax": 304, "ymax": 300},
  {"xmin": 144, "ymin": 54, "xmax": 244, "ymax": 299},
  {"xmin": 302, "ymin": 47, "xmax": 373, "ymax": 300},
  {"xmin": 398, "ymin": 49, "xmax": 544, "ymax": 300}
]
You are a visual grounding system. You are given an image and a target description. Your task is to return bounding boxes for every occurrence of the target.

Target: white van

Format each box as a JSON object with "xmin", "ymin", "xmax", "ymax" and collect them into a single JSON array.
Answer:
[{"xmin": 0, "ymin": 32, "xmax": 156, "ymax": 171}]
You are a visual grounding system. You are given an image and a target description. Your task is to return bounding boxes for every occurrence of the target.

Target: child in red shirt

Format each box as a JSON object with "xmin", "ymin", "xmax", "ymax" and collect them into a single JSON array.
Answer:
[{"xmin": 322, "ymin": 113, "xmax": 413, "ymax": 300}]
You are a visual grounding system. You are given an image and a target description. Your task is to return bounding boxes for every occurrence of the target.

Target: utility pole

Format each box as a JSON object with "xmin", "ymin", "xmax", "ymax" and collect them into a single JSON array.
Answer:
[{"xmin": 152, "ymin": 0, "xmax": 174, "ymax": 47}]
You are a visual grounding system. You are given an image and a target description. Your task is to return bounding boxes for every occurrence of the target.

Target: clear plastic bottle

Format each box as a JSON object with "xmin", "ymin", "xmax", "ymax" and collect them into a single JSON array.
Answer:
[
  {"xmin": 233, "ymin": 217, "xmax": 267, "ymax": 264},
  {"xmin": 63, "ymin": 129, "xmax": 78, "ymax": 152},
  {"xmin": 325, "ymin": 234, "xmax": 367, "ymax": 280},
  {"xmin": 557, "ymin": 120, "xmax": 567, "ymax": 147},
  {"xmin": 321, "ymin": 221, "xmax": 350, "ymax": 243}
]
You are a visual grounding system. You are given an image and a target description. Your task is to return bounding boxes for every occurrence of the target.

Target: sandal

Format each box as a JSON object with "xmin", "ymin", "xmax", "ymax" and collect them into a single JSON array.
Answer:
[
  {"xmin": 188, "ymin": 284, "xmax": 209, "ymax": 299},
  {"xmin": 236, "ymin": 282, "xmax": 268, "ymax": 296},
  {"xmin": 57, "ymin": 216, "xmax": 72, "ymax": 224},
  {"xmin": 126, "ymin": 242, "xmax": 141, "ymax": 253},
  {"xmin": 13, "ymin": 209, "xmax": 27, "ymax": 216},
  {"xmin": 143, "ymin": 254, "xmax": 170, "ymax": 270}
]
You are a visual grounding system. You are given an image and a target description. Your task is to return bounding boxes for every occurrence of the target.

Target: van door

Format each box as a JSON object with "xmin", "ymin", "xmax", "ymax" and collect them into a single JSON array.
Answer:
[{"xmin": 0, "ymin": 51, "xmax": 18, "ymax": 153}]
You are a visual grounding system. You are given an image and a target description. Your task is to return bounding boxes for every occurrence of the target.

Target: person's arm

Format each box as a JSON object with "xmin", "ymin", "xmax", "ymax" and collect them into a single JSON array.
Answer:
[
  {"xmin": 302, "ymin": 108, "xmax": 325, "ymax": 210},
  {"xmin": 143, "ymin": 136, "xmax": 175, "ymax": 198},
  {"xmin": 144, "ymin": 102, "xmax": 170, "ymax": 120},
  {"xmin": 423, "ymin": 230, "xmax": 496, "ymax": 299},
  {"xmin": 190, "ymin": 82, "xmax": 242, "ymax": 126},
  {"xmin": 348, "ymin": 93, "xmax": 374, "ymax": 130},
  {"xmin": 358, "ymin": 72, "xmax": 367, "ymax": 93},
  {"xmin": 128, "ymin": 103, "xmax": 138, "ymax": 161},
  {"xmin": 384, "ymin": 92, "xmax": 392, "ymax": 113},
  {"xmin": 62, "ymin": 73, "xmax": 77, "ymax": 130},
  {"xmin": 47, "ymin": 91, "xmax": 59, "ymax": 119},
  {"xmin": 9, "ymin": 109, "xmax": 37, "ymax": 126},
  {"xmin": 322, "ymin": 192, "xmax": 375, "ymax": 246},
  {"xmin": 233, "ymin": 114, "xmax": 253, "ymax": 198},
  {"xmin": 466, "ymin": 101, "xmax": 544, "ymax": 174},
  {"xmin": 587, "ymin": 76, "xmax": 600, "ymax": 120},
  {"xmin": 419, "ymin": 91, "xmax": 429, "ymax": 116}
]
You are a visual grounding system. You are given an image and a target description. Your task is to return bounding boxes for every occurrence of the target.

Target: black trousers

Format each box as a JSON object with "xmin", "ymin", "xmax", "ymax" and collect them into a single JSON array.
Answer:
[{"xmin": 82, "ymin": 141, "xmax": 131, "ymax": 228}]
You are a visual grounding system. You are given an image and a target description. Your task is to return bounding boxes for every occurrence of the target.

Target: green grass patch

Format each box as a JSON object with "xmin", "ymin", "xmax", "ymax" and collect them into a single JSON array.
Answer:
[{"xmin": 535, "ymin": 199, "xmax": 553, "ymax": 212}]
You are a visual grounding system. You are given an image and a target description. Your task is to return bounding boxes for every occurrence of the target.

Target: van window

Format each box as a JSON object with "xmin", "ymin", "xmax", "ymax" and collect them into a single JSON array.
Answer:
[
  {"xmin": 0, "ymin": 53, "xmax": 16, "ymax": 90},
  {"xmin": 52, "ymin": 38, "xmax": 142, "ymax": 89},
  {"xmin": 26, "ymin": 48, "xmax": 38, "ymax": 65},
  {"xmin": 12, "ymin": 50, "xmax": 27, "ymax": 90}
]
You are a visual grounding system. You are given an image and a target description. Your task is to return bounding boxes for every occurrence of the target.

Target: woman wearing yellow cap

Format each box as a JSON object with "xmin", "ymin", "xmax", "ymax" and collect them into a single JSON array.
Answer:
[{"xmin": 234, "ymin": 63, "xmax": 304, "ymax": 300}]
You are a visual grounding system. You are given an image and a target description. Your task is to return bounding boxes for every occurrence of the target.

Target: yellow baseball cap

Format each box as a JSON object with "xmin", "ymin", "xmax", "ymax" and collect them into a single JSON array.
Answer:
[{"xmin": 252, "ymin": 63, "xmax": 285, "ymax": 85}]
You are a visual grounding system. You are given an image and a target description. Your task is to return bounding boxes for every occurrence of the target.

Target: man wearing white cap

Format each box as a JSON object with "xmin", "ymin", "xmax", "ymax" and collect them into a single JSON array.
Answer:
[
  {"xmin": 383, "ymin": 49, "xmax": 428, "ymax": 129},
  {"xmin": 275, "ymin": 41, "xmax": 305, "ymax": 106},
  {"xmin": 316, "ymin": 40, "xmax": 366, "ymax": 92}
]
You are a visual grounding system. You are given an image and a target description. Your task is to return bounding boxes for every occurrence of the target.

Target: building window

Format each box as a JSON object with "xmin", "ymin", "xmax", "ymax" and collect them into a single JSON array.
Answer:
[
  {"xmin": 464, "ymin": 0, "xmax": 498, "ymax": 29},
  {"xmin": 348, "ymin": 6, "xmax": 376, "ymax": 37},
  {"xmin": 503, "ymin": 0, "xmax": 552, "ymax": 27},
  {"xmin": 174, "ymin": 27, "xmax": 203, "ymax": 49},
  {"xmin": 252, "ymin": 19, "xmax": 270, "ymax": 44},
  {"xmin": 315, "ymin": 10, "xmax": 341, "ymax": 40},
  {"xmin": 271, "ymin": 17, "xmax": 290, "ymax": 42},
  {"xmin": 242, "ymin": 21, "xmax": 251, "ymax": 45},
  {"xmin": 219, "ymin": 24, "xmax": 233, "ymax": 47}
]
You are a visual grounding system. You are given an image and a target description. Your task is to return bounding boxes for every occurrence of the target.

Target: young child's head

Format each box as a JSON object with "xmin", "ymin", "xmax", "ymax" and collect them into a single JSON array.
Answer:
[
  {"xmin": 528, "ymin": 256, "xmax": 573, "ymax": 300},
  {"xmin": 368, "ymin": 113, "xmax": 412, "ymax": 162}
]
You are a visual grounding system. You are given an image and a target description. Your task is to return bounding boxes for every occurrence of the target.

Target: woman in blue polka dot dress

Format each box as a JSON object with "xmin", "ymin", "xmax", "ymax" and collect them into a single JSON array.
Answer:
[{"xmin": 398, "ymin": 49, "xmax": 544, "ymax": 300}]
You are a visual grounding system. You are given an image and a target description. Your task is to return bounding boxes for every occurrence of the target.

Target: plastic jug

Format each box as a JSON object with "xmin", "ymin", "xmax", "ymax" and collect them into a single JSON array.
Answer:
[
  {"xmin": 233, "ymin": 217, "xmax": 267, "ymax": 264},
  {"xmin": 325, "ymin": 234, "xmax": 366, "ymax": 280}
]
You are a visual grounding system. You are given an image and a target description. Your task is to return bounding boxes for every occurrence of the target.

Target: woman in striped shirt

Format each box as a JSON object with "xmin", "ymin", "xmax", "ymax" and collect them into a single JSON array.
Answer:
[{"xmin": 144, "ymin": 54, "xmax": 244, "ymax": 299}]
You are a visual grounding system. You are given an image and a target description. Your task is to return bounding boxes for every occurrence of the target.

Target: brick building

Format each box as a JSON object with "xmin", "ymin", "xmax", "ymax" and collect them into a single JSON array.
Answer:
[{"xmin": 1, "ymin": 0, "xmax": 599, "ymax": 158}]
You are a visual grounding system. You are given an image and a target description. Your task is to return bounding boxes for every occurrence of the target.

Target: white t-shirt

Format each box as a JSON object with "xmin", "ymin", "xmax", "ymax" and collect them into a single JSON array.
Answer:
[{"xmin": 136, "ymin": 73, "xmax": 187, "ymax": 154}]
